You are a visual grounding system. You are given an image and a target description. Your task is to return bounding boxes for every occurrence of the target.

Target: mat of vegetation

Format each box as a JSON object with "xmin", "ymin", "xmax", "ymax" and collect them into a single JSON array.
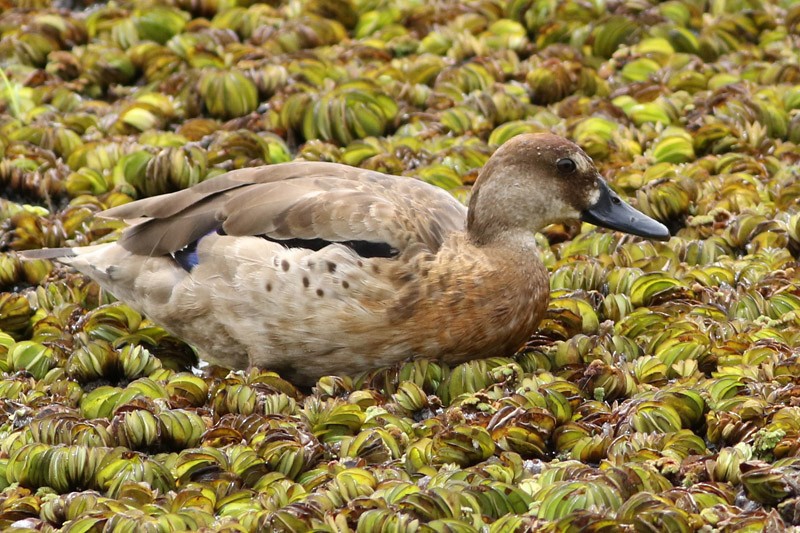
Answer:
[{"xmin": 1, "ymin": 0, "xmax": 799, "ymax": 530}]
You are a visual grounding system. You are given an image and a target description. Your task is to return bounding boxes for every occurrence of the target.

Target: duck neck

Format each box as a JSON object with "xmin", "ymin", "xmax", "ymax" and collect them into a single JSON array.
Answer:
[
  {"xmin": 466, "ymin": 172, "xmax": 550, "ymax": 247},
  {"xmin": 468, "ymin": 226, "xmax": 541, "ymax": 256}
]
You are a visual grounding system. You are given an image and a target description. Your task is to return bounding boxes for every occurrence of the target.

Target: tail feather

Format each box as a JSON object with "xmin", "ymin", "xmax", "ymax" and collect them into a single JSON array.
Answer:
[
  {"xmin": 17, "ymin": 248, "xmax": 77, "ymax": 260},
  {"xmin": 18, "ymin": 244, "xmax": 112, "ymax": 262}
]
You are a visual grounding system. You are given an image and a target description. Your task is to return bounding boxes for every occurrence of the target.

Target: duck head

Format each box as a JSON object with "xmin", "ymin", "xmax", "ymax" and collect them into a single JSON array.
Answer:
[{"xmin": 467, "ymin": 133, "xmax": 670, "ymax": 244}]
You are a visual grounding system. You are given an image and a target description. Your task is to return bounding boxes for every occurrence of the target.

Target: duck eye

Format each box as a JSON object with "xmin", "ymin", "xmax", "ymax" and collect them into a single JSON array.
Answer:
[{"xmin": 556, "ymin": 158, "xmax": 577, "ymax": 173}]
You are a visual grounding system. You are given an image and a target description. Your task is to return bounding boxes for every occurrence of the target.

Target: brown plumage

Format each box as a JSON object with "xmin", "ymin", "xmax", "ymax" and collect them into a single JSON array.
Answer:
[{"xmin": 21, "ymin": 133, "xmax": 669, "ymax": 385}]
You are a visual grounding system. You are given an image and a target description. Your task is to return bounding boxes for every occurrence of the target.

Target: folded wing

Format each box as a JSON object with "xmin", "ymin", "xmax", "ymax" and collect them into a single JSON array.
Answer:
[{"xmin": 101, "ymin": 162, "xmax": 468, "ymax": 257}]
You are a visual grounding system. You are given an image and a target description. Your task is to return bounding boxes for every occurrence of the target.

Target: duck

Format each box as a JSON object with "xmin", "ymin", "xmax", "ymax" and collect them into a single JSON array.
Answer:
[{"xmin": 22, "ymin": 133, "xmax": 669, "ymax": 385}]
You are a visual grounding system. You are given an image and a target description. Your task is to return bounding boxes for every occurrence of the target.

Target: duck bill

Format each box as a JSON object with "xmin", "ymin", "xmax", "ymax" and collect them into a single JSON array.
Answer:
[{"xmin": 581, "ymin": 180, "xmax": 670, "ymax": 241}]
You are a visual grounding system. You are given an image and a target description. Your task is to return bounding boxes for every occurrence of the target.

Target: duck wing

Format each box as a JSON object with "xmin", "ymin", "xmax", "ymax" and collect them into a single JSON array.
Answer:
[{"xmin": 102, "ymin": 162, "xmax": 467, "ymax": 257}]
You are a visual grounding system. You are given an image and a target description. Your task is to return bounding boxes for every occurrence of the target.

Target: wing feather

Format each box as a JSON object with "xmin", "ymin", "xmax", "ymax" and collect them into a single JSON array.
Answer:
[{"xmin": 101, "ymin": 162, "xmax": 467, "ymax": 256}]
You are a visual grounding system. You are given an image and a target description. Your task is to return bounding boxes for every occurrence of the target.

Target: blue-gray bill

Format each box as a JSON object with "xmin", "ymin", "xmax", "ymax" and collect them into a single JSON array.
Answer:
[{"xmin": 581, "ymin": 180, "xmax": 671, "ymax": 241}]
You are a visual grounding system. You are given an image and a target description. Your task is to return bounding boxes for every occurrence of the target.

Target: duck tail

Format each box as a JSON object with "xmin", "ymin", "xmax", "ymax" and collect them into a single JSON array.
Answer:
[
  {"xmin": 17, "ymin": 244, "xmax": 111, "ymax": 262},
  {"xmin": 17, "ymin": 247, "xmax": 78, "ymax": 260}
]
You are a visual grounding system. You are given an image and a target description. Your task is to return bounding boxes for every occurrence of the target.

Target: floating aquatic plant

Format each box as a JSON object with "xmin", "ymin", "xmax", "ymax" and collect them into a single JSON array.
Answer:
[{"xmin": 0, "ymin": 0, "xmax": 799, "ymax": 530}]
